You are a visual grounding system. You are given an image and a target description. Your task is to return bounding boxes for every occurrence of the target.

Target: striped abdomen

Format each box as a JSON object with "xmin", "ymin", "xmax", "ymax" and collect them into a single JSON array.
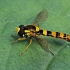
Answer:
[{"xmin": 37, "ymin": 30, "xmax": 70, "ymax": 42}]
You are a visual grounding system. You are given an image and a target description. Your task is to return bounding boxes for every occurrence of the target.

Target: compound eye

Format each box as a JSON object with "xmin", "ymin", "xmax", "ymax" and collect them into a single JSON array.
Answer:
[{"xmin": 19, "ymin": 25, "xmax": 24, "ymax": 29}]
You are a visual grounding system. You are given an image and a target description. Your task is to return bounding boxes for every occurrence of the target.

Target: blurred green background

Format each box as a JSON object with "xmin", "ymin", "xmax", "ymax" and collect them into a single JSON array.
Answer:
[{"xmin": 0, "ymin": 0, "xmax": 70, "ymax": 70}]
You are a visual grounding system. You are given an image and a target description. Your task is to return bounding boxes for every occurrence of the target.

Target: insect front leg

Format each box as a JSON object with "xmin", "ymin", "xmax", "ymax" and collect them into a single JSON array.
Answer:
[
  {"xmin": 11, "ymin": 37, "xmax": 26, "ymax": 45},
  {"xmin": 11, "ymin": 34, "xmax": 18, "ymax": 37}
]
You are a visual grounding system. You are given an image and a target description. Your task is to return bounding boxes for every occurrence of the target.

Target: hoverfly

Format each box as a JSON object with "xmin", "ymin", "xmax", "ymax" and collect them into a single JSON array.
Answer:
[{"xmin": 12, "ymin": 9, "xmax": 70, "ymax": 56}]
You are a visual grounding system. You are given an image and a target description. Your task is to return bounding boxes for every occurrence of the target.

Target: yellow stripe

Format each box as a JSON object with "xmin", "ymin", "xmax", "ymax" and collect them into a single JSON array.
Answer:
[
  {"xmin": 25, "ymin": 30, "xmax": 30, "ymax": 33},
  {"xmin": 43, "ymin": 30, "xmax": 47, "ymax": 35},
  {"xmin": 60, "ymin": 33, "xmax": 64, "ymax": 38},
  {"xmin": 36, "ymin": 26, "xmax": 40, "ymax": 31},
  {"xmin": 52, "ymin": 32, "xmax": 56, "ymax": 37},
  {"xmin": 67, "ymin": 35, "xmax": 70, "ymax": 41}
]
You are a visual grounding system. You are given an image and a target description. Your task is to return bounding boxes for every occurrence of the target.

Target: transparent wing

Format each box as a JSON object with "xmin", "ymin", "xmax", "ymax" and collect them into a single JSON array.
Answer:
[
  {"xmin": 32, "ymin": 9, "xmax": 48, "ymax": 25},
  {"xmin": 34, "ymin": 37, "xmax": 54, "ymax": 55}
]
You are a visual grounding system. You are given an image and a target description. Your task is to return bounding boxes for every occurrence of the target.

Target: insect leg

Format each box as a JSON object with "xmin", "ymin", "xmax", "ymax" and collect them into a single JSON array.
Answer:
[
  {"xmin": 11, "ymin": 34, "xmax": 18, "ymax": 37},
  {"xmin": 11, "ymin": 38, "xmax": 26, "ymax": 45},
  {"xmin": 19, "ymin": 38, "xmax": 32, "ymax": 56}
]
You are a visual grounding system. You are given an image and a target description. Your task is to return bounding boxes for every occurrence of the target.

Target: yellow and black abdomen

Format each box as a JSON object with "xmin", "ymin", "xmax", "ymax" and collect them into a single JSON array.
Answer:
[{"xmin": 37, "ymin": 30, "xmax": 70, "ymax": 42}]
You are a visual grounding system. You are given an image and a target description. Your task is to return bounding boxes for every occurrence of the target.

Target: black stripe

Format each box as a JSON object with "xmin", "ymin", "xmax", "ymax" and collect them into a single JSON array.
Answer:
[
  {"xmin": 37, "ymin": 30, "xmax": 43, "ymax": 35},
  {"xmin": 26, "ymin": 25, "xmax": 36, "ymax": 30},
  {"xmin": 63, "ymin": 34, "xmax": 67, "ymax": 39},
  {"xmin": 40, "ymin": 30, "xmax": 43, "ymax": 34},
  {"xmin": 32, "ymin": 26, "xmax": 36, "ymax": 30},
  {"xmin": 47, "ymin": 31, "xmax": 52, "ymax": 36},
  {"xmin": 56, "ymin": 32, "xmax": 60, "ymax": 38}
]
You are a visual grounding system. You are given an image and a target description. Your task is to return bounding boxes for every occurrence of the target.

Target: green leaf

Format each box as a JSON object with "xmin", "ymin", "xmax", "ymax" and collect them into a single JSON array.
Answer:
[{"xmin": 0, "ymin": 0, "xmax": 70, "ymax": 70}]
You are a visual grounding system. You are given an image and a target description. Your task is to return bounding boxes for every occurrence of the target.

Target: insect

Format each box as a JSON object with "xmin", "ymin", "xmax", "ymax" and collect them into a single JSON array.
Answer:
[{"xmin": 11, "ymin": 9, "xmax": 70, "ymax": 56}]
